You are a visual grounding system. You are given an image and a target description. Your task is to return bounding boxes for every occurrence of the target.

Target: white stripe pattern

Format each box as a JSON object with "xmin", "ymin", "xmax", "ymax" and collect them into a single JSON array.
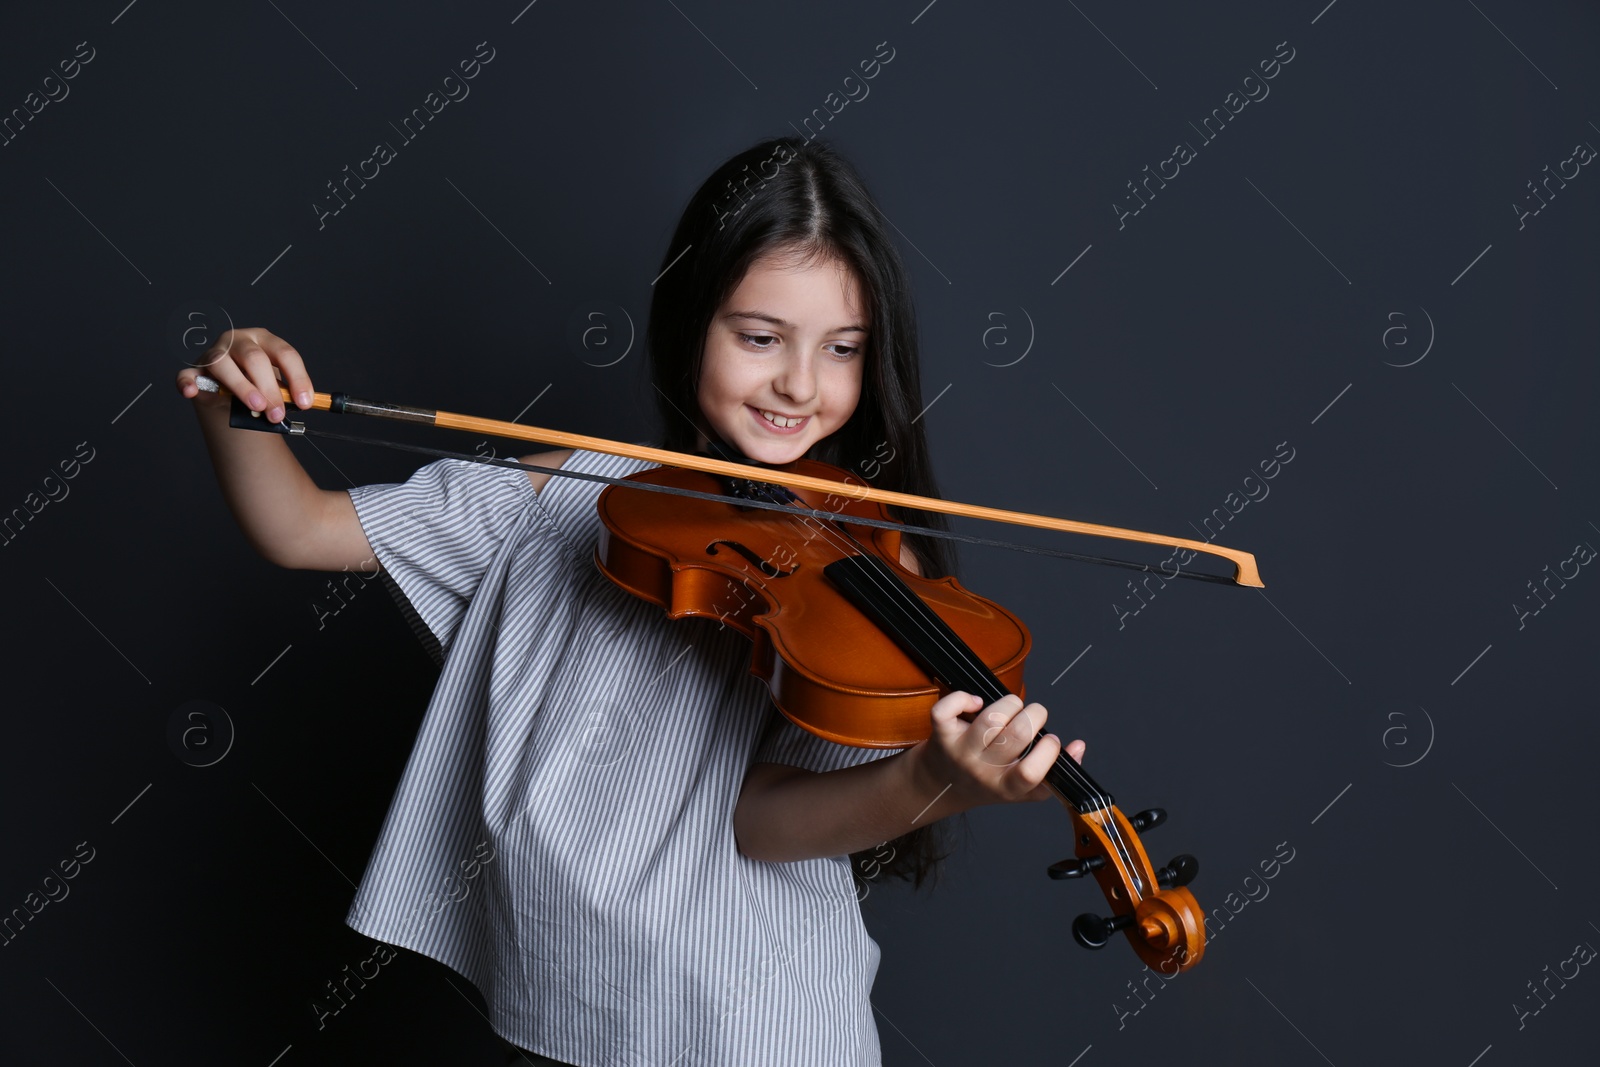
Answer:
[{"xmin": 343, "ymin": 449, "xmax": 890, "ymax": 1065}]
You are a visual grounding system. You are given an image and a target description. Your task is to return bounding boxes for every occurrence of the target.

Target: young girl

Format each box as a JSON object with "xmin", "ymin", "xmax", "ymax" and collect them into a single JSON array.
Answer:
[{"xmin": 177, "ymin": 137, "xmax": 1084, "ymax": 1067}]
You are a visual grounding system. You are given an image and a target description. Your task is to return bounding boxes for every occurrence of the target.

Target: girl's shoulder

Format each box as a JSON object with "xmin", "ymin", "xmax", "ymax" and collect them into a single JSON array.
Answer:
[
  {"xmin": 517, "ymin": 449, "xmax": 574, "ymax": 495},
  {"xmin": 523, "ymin": 447, "xmax": 661, "ymax": 487}
]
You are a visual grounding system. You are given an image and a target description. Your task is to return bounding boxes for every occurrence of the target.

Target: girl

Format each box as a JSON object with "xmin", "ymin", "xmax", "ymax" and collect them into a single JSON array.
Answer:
[{"xmin": 177, "ymin": 137, "xmax": 1084, "ymax": 1067}]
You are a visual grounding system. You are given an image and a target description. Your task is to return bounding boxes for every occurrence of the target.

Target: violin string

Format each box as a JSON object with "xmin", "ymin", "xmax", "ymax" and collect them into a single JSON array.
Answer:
[{"xmin": 745, "ymin": 481, "xmax": 1145, "ymax": 897}]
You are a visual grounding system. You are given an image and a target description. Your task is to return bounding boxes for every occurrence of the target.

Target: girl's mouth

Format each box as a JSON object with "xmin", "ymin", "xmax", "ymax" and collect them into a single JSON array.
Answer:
[{"xmin": 749, "ymin": 405, "xmax": 810, "ymax": 434}]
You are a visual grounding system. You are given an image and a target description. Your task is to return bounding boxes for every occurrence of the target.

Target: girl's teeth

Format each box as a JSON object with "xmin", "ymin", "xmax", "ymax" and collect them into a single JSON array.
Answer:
[{"xmin": 762, "ymin": 410, "xmax": 804, "ymax": 428}]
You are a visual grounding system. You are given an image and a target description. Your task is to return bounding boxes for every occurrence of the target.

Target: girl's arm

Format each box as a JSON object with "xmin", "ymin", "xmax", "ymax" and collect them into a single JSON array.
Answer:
[
  {"xmin": 734, "ymin": 751, "xmax": 933, "ymax": 864},
  {"xmin": 734, "ymin": 692, "xmax": 1085, "ymax": 863},
  {"xmin": 178, "ymin": 327, "xmax": 376, "ymax": 572},
  {"xmin": 180, "ymin": 328, "xmax": 572, "ymax": 571},
  {"xmin": 189, "ymin": 395, "xmax": 376, "ymax": 571}
]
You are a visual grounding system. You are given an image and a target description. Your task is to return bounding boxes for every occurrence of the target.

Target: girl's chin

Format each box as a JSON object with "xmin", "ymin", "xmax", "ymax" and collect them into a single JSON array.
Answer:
[{"xmin": 736, "ymin": 438, "xmax": 808, "ymax": 465}]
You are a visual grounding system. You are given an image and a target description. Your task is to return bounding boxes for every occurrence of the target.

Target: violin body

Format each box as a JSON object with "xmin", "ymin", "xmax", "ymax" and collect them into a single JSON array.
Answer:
[{"xmin": 595, "ymin": 459, "xmax": 1030, "ymax": 748}]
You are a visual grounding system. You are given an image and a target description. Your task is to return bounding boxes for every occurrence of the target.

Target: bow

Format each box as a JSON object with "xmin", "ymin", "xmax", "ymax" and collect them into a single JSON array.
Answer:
[{"xmin": 195, "ymin": 375, "xmax": 1264, "ymax": 588}]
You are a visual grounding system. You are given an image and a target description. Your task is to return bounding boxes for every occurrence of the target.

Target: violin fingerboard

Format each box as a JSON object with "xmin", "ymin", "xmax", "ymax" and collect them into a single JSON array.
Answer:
[{"xmin": 823, "ymin": 553, "xmax": 1111, "ymax": 813}]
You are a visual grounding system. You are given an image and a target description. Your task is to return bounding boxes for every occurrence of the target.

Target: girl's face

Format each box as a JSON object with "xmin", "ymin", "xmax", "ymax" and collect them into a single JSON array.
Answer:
[{"xmin": 696, "ymin": 247, "xmax": 867, "ymax": 465}]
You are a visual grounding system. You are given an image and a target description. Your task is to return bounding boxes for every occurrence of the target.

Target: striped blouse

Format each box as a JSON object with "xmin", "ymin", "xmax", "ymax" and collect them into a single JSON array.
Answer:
[{"xmin": 342, "ymin": 448, "xmax": 896, "ymax": 1066}]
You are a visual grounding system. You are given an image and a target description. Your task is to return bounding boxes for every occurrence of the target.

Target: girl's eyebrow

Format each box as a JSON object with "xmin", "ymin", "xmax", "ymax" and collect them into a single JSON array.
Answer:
[{"xmin": 723, "ymin": 309, "xmax": 868, "ymax": 333}]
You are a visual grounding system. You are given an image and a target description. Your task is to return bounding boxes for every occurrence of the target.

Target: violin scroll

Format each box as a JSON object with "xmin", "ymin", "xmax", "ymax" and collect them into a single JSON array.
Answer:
[{"xmin": 1051, "ymin": 802, "xmax": 1206, "ymax": 973}]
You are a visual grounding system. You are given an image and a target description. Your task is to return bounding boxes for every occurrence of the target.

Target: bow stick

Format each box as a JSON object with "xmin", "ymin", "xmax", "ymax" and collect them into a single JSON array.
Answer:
[{"xmin": 194, "ymin": 375, "xmax": 1264, "ymax": 588}]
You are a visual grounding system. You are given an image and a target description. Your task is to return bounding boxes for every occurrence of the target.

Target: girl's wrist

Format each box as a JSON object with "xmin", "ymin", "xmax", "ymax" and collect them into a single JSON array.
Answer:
[{"xmin": 899, "ymin": 741, "xmax": 972, "ymax": 826}]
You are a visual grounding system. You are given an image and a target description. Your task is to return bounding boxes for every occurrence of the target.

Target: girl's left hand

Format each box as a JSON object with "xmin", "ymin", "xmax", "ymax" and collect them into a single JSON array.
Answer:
[{"xmin": 909, "ymin": 692, "xmax": 1085, "ymax": 816}]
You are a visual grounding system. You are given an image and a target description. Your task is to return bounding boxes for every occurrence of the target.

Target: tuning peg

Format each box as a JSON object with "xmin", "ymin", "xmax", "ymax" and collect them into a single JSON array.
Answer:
[
  {"xmin": 1046, "ymin": 855, "xmax": 1105, "ymax": 881},
  {"xmin": 1155, "ymin": 854, "xmax": 1199, "ymax": 889},
  {"xmin": 1072, "ymin": 911, "xmax": 1134, "ymax": 949},
  {"xmin": 1128, "ymin": 808, "xmax": 1167, "ymax": 832}
]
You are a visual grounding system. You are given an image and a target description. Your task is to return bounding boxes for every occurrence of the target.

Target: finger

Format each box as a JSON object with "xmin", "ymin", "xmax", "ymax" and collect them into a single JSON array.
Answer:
[
  {"xmin": 175, "ymin": 367, "xmax": 223, "ymax": 403},
  {"xmin": 261, "ymin": 337, "xmax": 314, "ymax": 408},
  {"xmin": 192, "ymin": 327, "xmax": 239, "ymax": 372},
  {"xmin": 1014, "ymin": 730, "xmax": 1062, "ymax": 798},
  {"xmin": 930, "ymin": 691, "xmax": 983, "ymax": 723},
  {"xmin": 235, "ymin": 341, "xmax": 287, "ymax": 422},
  {"xmin": 972, "ymin": 696, "xmax": 1035, "ymax": 764},
  {"xmin": 1065, "ymin": 739, "xmax": 1086, "ymax": 765},
  {"xmin": 196, "ymin": 328, "xmax": 260, "ymax": 402},
  {"xmin": 928, "ymin": 691, "xmax": 984, "ymax": 743},
  {"xmin": 205, "ymin": 354, "xmax": 262, "ymax": 413}
]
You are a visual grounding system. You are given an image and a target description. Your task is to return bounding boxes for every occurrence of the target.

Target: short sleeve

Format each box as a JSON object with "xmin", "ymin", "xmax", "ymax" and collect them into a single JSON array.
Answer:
[
  {"xmin": 752, "ymin": 704, "xmax": 906, "ymax": 774},
  {"xmin": 347, "ymin": 458, "xmax": 541, "ymax": 660}
]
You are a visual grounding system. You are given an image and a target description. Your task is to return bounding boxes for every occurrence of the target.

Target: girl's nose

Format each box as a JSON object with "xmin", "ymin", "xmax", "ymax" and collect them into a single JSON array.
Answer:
[{"xmin": 773, "ymin": 353, "xmax": 816, "ymax": 404}]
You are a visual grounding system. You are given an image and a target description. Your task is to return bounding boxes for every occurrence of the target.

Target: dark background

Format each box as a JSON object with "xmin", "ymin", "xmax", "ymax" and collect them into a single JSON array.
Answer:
[{"xmin": 2, "ymin": 1, "xmax": 1596, "ymax": 1064}]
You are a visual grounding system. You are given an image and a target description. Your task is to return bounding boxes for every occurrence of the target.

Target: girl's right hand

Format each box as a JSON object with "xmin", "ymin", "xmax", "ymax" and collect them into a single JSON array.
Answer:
[{"xmin": 175, "ymin": 327, "xmax": 316, "ymax": 425}]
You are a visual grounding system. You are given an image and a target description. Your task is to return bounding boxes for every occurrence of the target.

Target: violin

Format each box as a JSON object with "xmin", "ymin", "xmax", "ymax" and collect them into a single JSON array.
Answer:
[
  {"xmin": 205, "ymin": 375, "xmax": 1263, "ymax": 973},
  {"xmin": 597, "ymin": 459, "xmax": 1205, "ymax": 973}
]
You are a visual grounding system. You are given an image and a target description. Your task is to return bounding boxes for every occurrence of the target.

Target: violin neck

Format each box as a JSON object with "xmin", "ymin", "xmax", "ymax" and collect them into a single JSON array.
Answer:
[{"xmin": 822, "ymin": 554, "xmax": 1113, "ymax": 814}]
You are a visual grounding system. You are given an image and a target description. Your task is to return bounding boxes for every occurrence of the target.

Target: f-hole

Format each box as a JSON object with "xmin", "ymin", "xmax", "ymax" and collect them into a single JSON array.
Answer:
[{"xmin": 707, "ymin": 540, "xmax": 799, "ymax": 579}]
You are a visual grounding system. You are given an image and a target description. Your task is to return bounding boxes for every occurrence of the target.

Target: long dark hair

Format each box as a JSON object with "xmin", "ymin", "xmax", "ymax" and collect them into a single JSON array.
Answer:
[{"xmin": 647, "ymin": 136, "xmax": 962, "ymax": 892}]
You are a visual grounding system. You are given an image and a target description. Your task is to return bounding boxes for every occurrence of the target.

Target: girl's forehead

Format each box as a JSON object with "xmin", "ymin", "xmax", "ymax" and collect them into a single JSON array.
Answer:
[{"xmin": 725, "ymin": 251, "xmax": 866, "ymax": 315}]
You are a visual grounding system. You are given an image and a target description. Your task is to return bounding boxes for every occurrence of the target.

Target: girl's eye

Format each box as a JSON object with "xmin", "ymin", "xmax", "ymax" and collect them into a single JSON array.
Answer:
[{"xmin": 736, "ymin": 332, "xmax": 859, "ymax": 359}]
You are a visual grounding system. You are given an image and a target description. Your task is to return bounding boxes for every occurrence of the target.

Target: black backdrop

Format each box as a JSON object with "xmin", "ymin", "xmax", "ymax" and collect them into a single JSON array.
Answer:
[{"xmin": 3, "ymin": 2, "xmax": 1596, "ymax": 1065}]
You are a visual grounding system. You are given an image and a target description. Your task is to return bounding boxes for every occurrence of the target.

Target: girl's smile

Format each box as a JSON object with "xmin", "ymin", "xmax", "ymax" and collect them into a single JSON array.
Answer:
[
  {"xmin": 749, "ymin": 405, "xmax": 809, "ymax": 433},
  {"xmin": 696, "ymin": 246, "xmax": 867, "ymax": 465}
]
